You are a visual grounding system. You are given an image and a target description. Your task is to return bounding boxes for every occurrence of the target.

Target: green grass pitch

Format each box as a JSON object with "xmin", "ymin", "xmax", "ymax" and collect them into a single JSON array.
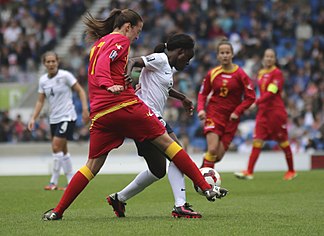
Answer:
[{"xmin": 0, "ymin": 170, "xmax": 323, "ymax": 236}]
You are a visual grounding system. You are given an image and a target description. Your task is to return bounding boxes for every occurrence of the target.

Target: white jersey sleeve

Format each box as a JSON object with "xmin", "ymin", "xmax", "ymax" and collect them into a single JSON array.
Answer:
[{"xmin": 136, "ymin": 53, "xmax": 173, "ymax": 117}]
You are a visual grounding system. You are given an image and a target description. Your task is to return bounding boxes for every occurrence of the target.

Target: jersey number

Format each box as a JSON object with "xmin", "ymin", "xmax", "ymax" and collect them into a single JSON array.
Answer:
[
  {"xmin": 219, "ymin": 80, "xmax": 229, "ymax": 97},
  {"xmin": 89, "ymin": 42, "xmax": 105, "ymax": 75}
]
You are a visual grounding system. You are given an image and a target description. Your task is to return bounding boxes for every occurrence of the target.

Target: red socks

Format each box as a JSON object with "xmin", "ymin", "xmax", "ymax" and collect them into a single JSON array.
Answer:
[
  {"xmin": 282, "ymin": 146, "xmax": 294, "ymax": 171},
  {"xmin": 247, "ymin": 147, "xmax": 261, "ymax": 174},
  {"xmin": 54, "ymin": 166, "xmax": 94, "ymax": 217}
]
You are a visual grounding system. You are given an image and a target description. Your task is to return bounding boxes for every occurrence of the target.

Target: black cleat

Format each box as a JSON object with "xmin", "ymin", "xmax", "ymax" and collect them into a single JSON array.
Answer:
[
  {"xmin": 204, "ymin": 186, "xmax": 229, "ymax": 201},
  {"xmin": 42, "ymin": 208, "xmax": 62, "ymax": 221},
  {"xmin": 107, "ymin": 193, "xmax": 126, "ymax": 217},
  {"xmin": 172, "ymin": 203, "xmax": 202, "ymax": 218}
]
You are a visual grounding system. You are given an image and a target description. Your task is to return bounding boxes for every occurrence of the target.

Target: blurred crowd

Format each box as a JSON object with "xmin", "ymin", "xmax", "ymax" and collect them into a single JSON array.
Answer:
[{"xmin": 1, "ymin": 0, "xmax": 324, "ymax": 153}]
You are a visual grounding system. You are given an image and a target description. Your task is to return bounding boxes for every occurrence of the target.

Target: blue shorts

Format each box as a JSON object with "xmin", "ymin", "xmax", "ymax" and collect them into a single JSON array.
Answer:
[{"xmin": 50, "ymin": 120, "xmax": 76, "ymax": 140}]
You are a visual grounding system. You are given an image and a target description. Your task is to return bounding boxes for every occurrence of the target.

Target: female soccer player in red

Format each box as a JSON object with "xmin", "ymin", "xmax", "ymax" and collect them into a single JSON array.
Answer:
[
  {"xmin": 42, "ymin": 9, "xmax": 227, "ymax": 221},
  {"xmin": 234, "ymin": 49, "xmax": 297, "ymax": 180},
  {"xmin": 198, "ymin": 38, "xmax": 256, "ymax": 169}
]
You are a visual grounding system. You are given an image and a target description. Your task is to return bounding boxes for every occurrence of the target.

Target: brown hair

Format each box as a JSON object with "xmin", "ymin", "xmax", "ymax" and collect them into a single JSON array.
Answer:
[
  {"xmin": 216, "ymin": 37, "xmax": 234, "ymax": 54},
  {"xmin": 83, "ymin": 8, "xmax": 143, "ymax": 42},
  {"xmin": 42, "ymin": 51, "xmax": 58, "ymax": 64}
]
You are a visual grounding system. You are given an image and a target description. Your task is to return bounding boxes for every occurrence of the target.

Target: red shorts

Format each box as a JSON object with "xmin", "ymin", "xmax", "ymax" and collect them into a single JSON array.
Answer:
[
  {"xmin": 89, "ymin": 100, "xmax": 166, "ymax": 158},
  {"xmin": 254, "ymin": 111, "xmax": 288, "ymax": 141},
  {"xmin": 203, "ymin": 116, "xmax": 239, "ymax": 150}
]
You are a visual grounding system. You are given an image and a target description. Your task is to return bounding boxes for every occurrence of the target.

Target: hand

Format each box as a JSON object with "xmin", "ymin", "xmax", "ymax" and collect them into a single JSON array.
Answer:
[
  {"xmin": 198, "ymin": 110, "xmax": 206, "ymax": 121},
  {"xmin": 182, "ymin": 97, "xmax": 194, "ymax": 116},
  {"xmin": 229, "ymin": 112, "xmax": 239, "ymax": 121},
  {"xmin": 27, "ymin": 119, "xmax": 35, "ymax": 131},
  {"xmin": 135, "ymin": 83, "xmax": 141, "ymax": 93},
  {"xmin": 82, "ymin": 109, "xmax": 90, "ymax": 124},
  {"xmin": 107, "ymin": 85, "xmax": 124, "ymax": 94},
  {"xmin": 123, "ymin": 73, "xmax": 132, "ymax": 87}
]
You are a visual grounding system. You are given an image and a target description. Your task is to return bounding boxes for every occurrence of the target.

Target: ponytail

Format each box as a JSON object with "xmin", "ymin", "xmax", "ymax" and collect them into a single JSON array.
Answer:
[{"xmin": 84, "ymin": 8, "xmax": 142, "ymax": 42}]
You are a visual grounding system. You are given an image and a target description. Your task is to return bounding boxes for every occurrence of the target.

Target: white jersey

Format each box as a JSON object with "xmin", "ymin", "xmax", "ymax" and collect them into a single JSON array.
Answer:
[
  {"xmin": 136, "ymin": 53, "xmax": 173, "ymax": 117},
  {"xmin": 38, "ymin": 69, "xmax": 77, "ymax": 124}
]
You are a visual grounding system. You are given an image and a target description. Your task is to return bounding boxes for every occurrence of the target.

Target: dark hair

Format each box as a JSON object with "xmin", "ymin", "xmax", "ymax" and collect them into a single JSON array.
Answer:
[
  {"xmin": 216, "ymin": 37, "xmax": 233, "ymax": 54},
  {"xmin": 42, "ymin": 51, "xmax": 58, "ymax": 63},
  {"xmin": 83, "ymin": 8, "xmax": 143, "ymax": 42},
  {"xmin": 154, "ymin": 33, "xmax": 195, "ymax": 53}
]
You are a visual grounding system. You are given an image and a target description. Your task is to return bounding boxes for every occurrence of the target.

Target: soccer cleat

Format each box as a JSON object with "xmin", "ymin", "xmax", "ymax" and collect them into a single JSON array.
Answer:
[
  {"xmin": 172, "ymin": 203, "xmax": 202, "ymax": 218},
  {"xmin": 57, "ymin": 185, "xmax": 67, "ymax": 191},
  {"xmin": 204, "ymin": 185, "xmax": 228, "ymax": 201},
  {"xmin": 42, "ymin": 208, "xmax": 62, "ymax": 221},
  {"xmin": 44, "ymin": 183, "xmax": 58, "ymax": 190},
  {"xmin": 283, "ymin": 171, "xmax": 297, "ymax": 180},
  {"xmin": 234, "ymin": 170, "xmax": 254, "ymax": 180},
  {"xmin": 107, "ymin": 193, "xmax": 126, "ymax": 217}
]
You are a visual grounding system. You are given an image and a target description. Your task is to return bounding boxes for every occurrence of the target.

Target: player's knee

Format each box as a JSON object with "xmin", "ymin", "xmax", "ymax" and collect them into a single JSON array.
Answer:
[
  {"xmin": 253, "ymin": 139, "xmax": 264, "ymax": 148},
  {"xmin": 150, "ymin": 168, "xmax": 166, "ymax": 179}
]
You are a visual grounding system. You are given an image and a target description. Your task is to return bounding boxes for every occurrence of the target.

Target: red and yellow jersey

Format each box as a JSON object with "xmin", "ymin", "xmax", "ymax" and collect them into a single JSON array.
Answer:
[
  {"xmin": 256, "ymin": 66, "xmax": 286, "ymax": 115},
  {"xmin": 197, "ymin": 64, "xmax": 255, "ymax": 123},
  {"xmin": 87, "ymin": 33, "xmax": 137, "ymax": 115}
]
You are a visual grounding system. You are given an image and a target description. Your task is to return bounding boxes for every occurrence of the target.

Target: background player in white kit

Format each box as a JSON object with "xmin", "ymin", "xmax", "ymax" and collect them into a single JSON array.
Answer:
[
  {"xmin": 107, "ymin": 33, "xmax": 205, "ymax": 218},
  {"xmin": 28, "ymin": 51, "xmax": 89, "ymax": 191}
]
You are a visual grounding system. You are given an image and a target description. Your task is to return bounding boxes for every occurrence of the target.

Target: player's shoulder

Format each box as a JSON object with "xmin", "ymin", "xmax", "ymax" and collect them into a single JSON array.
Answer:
[{"xmin": 104, "ymin": 33, "xmax": 129, "ymax": 46}]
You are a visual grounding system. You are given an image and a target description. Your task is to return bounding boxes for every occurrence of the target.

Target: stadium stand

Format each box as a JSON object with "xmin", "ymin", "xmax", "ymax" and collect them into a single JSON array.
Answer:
[{"xmin": 0, "ymin": 0, "xmax": 323, "ymax": 153}]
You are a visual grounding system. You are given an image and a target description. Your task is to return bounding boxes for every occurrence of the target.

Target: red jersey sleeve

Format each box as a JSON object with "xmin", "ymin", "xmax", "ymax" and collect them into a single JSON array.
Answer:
[
  {"xmin": 256, "ymin": 68, "xmax": 283, "ymax": 105},
  {"xmin": 233, "ymin": 69, "xmax": 256, "ymax": 116},
  {"xmin": 93, "ymin": 37, "xmax": 130, "ymax": 89},
  {"xmin": 197, "ymin": 71, "xmax": 212, "ymax": 112}
]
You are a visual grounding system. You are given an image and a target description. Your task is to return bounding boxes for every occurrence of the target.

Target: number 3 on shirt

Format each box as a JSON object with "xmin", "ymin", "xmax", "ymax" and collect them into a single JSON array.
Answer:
[
  {"xmin": 220, "ymin": 80, "xmax": 229, "ymax": 97},
  {"xmin": 89, "ymin": 42, "xmax": 105, "ymax": 75}
]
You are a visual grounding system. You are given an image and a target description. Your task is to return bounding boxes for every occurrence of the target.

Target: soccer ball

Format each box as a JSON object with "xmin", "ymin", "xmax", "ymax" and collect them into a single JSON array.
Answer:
[{"xmin": 194, "ymin": 167, "xmax": 221, "ymax": 195}]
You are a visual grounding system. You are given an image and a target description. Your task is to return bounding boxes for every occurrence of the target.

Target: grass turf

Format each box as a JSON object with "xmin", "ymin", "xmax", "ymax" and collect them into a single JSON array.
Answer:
[{"xmin": 0, "ymin": 170, "xmax": 323, "ymax": 236}]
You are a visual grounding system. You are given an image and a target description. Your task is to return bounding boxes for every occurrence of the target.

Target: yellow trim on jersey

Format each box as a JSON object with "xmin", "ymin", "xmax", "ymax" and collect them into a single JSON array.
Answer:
[
  {"xmin": 165, "ymin": 142, "xmax": 182, "ymax": 160},
  {"xmin": 79, "ymin": 165, "xmax": 94, "ymax": 181},
  {"xmin": 267, "ymin": 83, "xmax": 278, "ymax": 94},
  {"xmin": 90, "ymin": 99, "xmax": 138, "ymax": 129},
  {"xmin": 210, "ymin": 66, "xmax": 223, "ymax": 83},
  {"xmin": 210, "ymin": 64, "xmax": 239, "ymax": 83},
  {"xmin": 253, "ymin": 139, "xmax": 264, "ymax": 148},
  {"xmin": 222, "ymin": 64, "xmax": 239, "ymax": 73},
  {"xmin": 279, "ymin": 140, "xmax": 290, "ymax": 148},
  {"xmin": 258, "ymin": 66, "xmax": 276, "ymax": 79},
  {"xmin": 205, "ymin": 151, "xmax": 217, "ymax": 162}
]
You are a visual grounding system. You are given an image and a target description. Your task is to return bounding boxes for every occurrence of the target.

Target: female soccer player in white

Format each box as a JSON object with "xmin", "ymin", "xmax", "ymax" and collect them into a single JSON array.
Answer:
[
  {"xmin": 28, "ymin": 51, "xmax": 89, "ymax": 191},
  {"xmin": 107, "ymin": 33, "xmax": 207, "ymax": 218}
]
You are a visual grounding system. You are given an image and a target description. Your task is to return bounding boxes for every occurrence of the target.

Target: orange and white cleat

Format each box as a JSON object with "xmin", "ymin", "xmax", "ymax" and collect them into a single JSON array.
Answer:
[
  {"xmin": 234, "ymin": 170, "xmax": 254, "ymax": 180},
  {"xmin": 283, "ymin": 171, "xmax": 297, "ymax": 180},
  {"xmin": 57, "ymin": 186, "xmax": 67, "ymax": 191},
  {"xmin": 44, "ymin": 183, "xmax": 58, "ymax": 190}
]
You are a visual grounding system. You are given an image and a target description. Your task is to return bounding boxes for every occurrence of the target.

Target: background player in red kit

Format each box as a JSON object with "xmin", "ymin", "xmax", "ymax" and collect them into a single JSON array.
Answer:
[
  {"xmin": 234, "ymin": 49, "xmax": 297, "ymax": 181},
  {"xmin": 42, "ymin": 9, "xmax": 227, "ymax": 221},
  {"xmin": 198, "ymin": 38, "xmax": 256, "ymax": 169}
]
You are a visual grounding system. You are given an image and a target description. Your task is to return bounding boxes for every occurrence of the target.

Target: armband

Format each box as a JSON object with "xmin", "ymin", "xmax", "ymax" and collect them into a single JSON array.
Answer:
[{"xmin": 267, "ymin": 83, "xmax": 278, "ymax": 94}]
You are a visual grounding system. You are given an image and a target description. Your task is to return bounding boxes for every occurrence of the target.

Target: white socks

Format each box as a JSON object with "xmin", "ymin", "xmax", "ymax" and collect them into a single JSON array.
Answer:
[
  {"xmin": 49, "ymin": 152, "xmax": 73, "ymax": 185},
  {"xmin": 61, "ymin": 153, "xmax": 73, "ymax": 183},
  {"xmin": 168, "ymin": 161, "xmax": 186, "ymax": 207},
  {"xmin": 50, "ymin": 152, "xmax": 63, "ymax": 185},
  {"xmin": 117, "ymin": 169, "xmax": 159, "ymax": 202}
]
